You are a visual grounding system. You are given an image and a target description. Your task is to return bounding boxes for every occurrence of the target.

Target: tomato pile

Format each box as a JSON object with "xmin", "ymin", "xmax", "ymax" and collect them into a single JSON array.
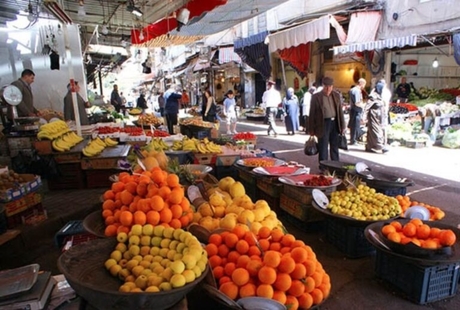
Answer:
[
  {"xmin": 97, "ymin": 126, "xmax": 120, "ymax": 134},
  {"xmin": 121, "ymin": 127, "xmax": 144, "ymax": 136},
  {"xmin": 233, "ymin": 132, "xmax": 256, "ymax": 140},
  {"xmin": 146, "ymin": 130, "xmax": 170, "ymax": 137},
  {"xmin": 303, "ymin": 176, "xmax": 332, "ymax": 187},
  {"xmin": 242, "ymin": 158, "xmax": 276, "ymax": 167}
]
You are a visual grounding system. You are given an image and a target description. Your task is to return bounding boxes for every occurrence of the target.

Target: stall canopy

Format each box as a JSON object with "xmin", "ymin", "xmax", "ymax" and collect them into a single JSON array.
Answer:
[
  {"xmin": 278, "ymin": 43, "xmax": 311, "ymax": 79},
  {"xmin": 131, "ymin": 0, "xmax": 228, "ymax": 45},
  {"xmin": 218, "ymin": 47, "xmax": 241, "ymax": 65},
  {"xmin": 234, "ymin": 31, "xmax": 272, "ymax": 81},
  {"xmin": 333, "ymin": 35, "xmax": 418, "ymax": 55}
]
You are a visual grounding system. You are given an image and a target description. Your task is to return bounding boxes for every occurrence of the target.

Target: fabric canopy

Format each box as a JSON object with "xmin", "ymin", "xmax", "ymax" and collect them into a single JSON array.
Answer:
[
  {"xmin": 218, "ymin": 47, "xmax": 241, "ymax": 64},
  {"xmin": 234, "ymin": 31, "xmax": 272, "ymax": 80},
  {"xmin": 278, "ymin": 43, "xmax": 311, "ymax": 79},
  {"xmin": 345, "ymin": 11, "xmax": 382, "ymax": 44},
  {"xmin": 131, "ymin": 0, "xmax": 228, "ymax": 45},
  {"xmin": 268, "ymin": 15, "xmax": 330, "ymax": 53},
  {"xmin": 333, "ymin": 35, "xmax": 417, "ymax": 55}
]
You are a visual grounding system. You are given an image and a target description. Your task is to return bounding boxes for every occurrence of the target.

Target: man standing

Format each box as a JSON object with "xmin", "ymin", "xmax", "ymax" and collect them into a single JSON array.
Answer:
[
  {"xmin": 302, "ymin": 86, "xmax": 316, "ymax": 132},
  {"xmin": 348, "ymin": 78, "xmax": 366, "ymax": 145},
  {"xmin": 110, "ymin": 84, "xmax": 123, "ymax": 113},
  {"xmin": 8, "ymin": 69, "xmax": 39, "ymax": 119},
  {"xmin": 164, "ymin": 86, "xmax": 182, "ymax": 134},
  {"xmin": 63, "ymin": 81, "xmax": 90, "ymax": 125},
  {"xmin": 262, "ymin": 80, "xmax": 281, "ymax": 137},
  {"xmin": 395, "ymin": 76, "xmax": 411, "ymax": 102},
  {"xmin": 308, "ymin": 77, "xmax": 346, "ymax": 164}
]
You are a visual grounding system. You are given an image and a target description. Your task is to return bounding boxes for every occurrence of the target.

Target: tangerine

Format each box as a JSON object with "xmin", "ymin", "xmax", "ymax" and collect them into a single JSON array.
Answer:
[
  {"xmin": 278, "ymin": 255, "xmax": 296, "ymax": 274},
  {"xmin": 224, "ymin": 233, "xmax": 239, "ymax": 248},
  {"xmin": 416, "ymin": 224, "xmax": 431, "ymax": 239},
  {"xmin": 208, "ymin": 233, "xmax": 223, "ymax": 246},
  {"xmin": 205, "ymin": 243, "xmax": 219, "ymax": 257},
  {"xmin": 290, "ymin": 263, "xmax": 307, "ymax": 280},
  {"xmin": 133, "ymin": 211, "xmax": 146, "ymax": 225},
  {"xmin": 439, "ymin": 229, "xmax": 456, "ymax": 246},
  {"xmin": 273, "ymin": 273, "xmax": 292, "ymax": 291},
  {"xmin": 232, "ymin": 268, "xmax": 250, "ymax": 286},
  {"xmin": 119, "ymin": 211, "xmax": 133, "ymax": 226},
  {"xmin": 232, "ymin": 226, "xmax": 247, "ymax": 239},
  {"xmin": 290, "ymin": 247, "xmax": 308, "ymax": 264},
  {"xmin": 166, "ymin": 174, "xmax": 180, "ymax": 188},
  {"xmin": 272, "ymin": 291, "xmax": 287, "ymax": 305},
  {"xmin": 239, "ymin": 283, "xmax": 256, "ymax": 298},
  {"xmin": 258, "ymin": 226, "xmax": 271, "ymax": 239},
  {"xmin": 263, "ymin": 250, "xmax": 281, "ymax": 268},
  {"xmin": 381, "ymin": 224, "xmax": 396, "ymax": 236},
  {"xmin": 298, "ymin": 292, "xmax": 314, "ymax": 309},
  {"xmin": 146, "ymin": 211, "xmax": 160, "ymax": 226},
  {"xmin": 224, "ymin": 262, "xmax": 236, "ymax": 277},
  {"xmin": 285, "ymin": 295, "xmax": 299, "ymax": 310},
  {"xmin": 246, "ymin": 259, "xmax": 263, "ymax": 277},
  {"xmin": 270, "ymin": 228, "xmax": 284, "ymax": 242},
  {"xmin": 402, "ymin": 222, "xmax": 417, "ymax": 237},
  {"xmin": 258, "ymin": 266, "xmax": 277, "ymax": 284},
  {"xmin": 159, "ymin": 207, "xmax": 173, "ymax": 223},
  {"xmin": 256, "ymin": 284, "xmax": 274, "ymax": 299},
  {"xmin": 288, "ymin": 279, "xmax": 305, "ymax": 297},
  {"xmin": 235, "ymin": 239, "xmax": 249, "ymax": 254},
  {"xmin": 220, "ymin": 281, "xmax": 239, "ymax": 300}
]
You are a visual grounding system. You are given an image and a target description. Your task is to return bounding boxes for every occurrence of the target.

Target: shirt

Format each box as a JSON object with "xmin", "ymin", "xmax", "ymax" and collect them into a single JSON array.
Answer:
[
  {"xmin": 262, "ymin": 88, "xmax": 281, "ymax": 108},
  {"xmin": 223, "ymin": 97, "xmax": 237, "ymax": 116},
  {"xmin": 302, "ymin": 92, "xmax": 312, "ymax": 116},
  {"xmin": 322, "ymin": 95, "xmax": 336, "ymax": 119},
  {"xmin": 349, "ymin": 85, "xmax": 363, "ymax": 113}
]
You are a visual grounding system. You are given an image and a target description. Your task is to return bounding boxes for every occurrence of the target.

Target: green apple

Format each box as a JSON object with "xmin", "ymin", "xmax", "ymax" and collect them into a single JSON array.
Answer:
[
  {"xmin": 163, "ymin": 227, "xmax": 175, "ymax": 239},
  {"xmin": 176, "ymin": 243, "xmax": 186, "ymax": 254},
  {"xmin": 131, "ymin": 224, "xmax": 143, "ymax": 236},
  {"xmin": 169, "ymin": 240, "xmax": 179, "ymax": 251},
  {"xmin": 151, "ymin": 236, "xmax": 162, "ymax": 247},
  {"xmin": 170, "ymin": 260, "xmax": 185, "ymax": 274},
  {"xmin": 173, "ymin": 228, "xmax": 185, "ymax": 241},
  {"xmin": 142, "ymin": 224, "xmax": 154, "ymax": 236},
  {"xmin": 153, "ymin": 226, "xmax": 165, "ymax": 237},
  {"xmin": 129, "ymin": 235, "xmax": 140, "ymax": 246},
  {"xmin": 117, "ymin": 232, "xmax": 128, "ymax": 243}
]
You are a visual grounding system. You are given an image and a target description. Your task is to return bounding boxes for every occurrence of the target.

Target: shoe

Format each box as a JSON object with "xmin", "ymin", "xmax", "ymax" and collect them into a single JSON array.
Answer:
[
  {"xmin": 226, "ymin": 131, "xmax": 232, "ymax": 135},
  {"xmin": 370, "ymin": 148, "xmax": 381, "ymax": 153},
  {"xmin": 232, "ymin": 131, "xmax": 238, "ymax": 134},
  {"xmin": 349, "ymin": 142, "xmax": 359, "ymax": 146},
  {"xmin": 382, "ymin": 148, "xmax": 389, "ymax": 153},
  {"xmin": 267, "ymin": 131, "xmax": 271, "ymax": 136},
  {"xmin": 274, "ymin": 133, "xmax": 278, "ymax": 138}
]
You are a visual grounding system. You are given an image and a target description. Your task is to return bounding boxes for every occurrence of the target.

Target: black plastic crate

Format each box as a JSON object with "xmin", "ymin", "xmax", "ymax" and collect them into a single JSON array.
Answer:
[
  {"xmin": 257, "ymin": 190, "xmax": 280, "ymax": 213},
  {"xmin": 278, "ymin": 210, "xmax": 325, "ymax": 233},
  {"xmin": 214, "ymin": 165, "xmax": 238, "ymax": 180},
  {"xmin": 239, "ymin": 179, "xmax": 258, "ymax": 202},
  {"xmin": 375, "ymin": 250, "xmax": 460, "ymax": 304},
  {"xmin": 373, "ymin": 186, "xmax": 407, "ymax": 197},
  {"xmin": 326, "ymin": 218, "xmax": 375, "ymax": 258},
  {"xmin": 166, "ymin": 151, "xmax": 194, "ymax": 165},
  {"xmin": 54, "ymin": 220, "xmax": 89, "ymax": 247}
]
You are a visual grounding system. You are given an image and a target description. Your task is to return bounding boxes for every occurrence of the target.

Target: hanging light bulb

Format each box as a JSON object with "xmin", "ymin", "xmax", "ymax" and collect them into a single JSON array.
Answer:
[
  {"xmin": 432, "ymin": 58, "xmax": 439, "ymax": 68},
  {"xmin": 27, "ymin": 1, "xmax": 34, "ymax": 22},
  {"xmin": 139, "ymin": 31, "xmax": 144, "ymax": 41},
  {"xmin": 57, "ymin": 24, "xmax": 63, "ymax": 35},
  {"xmin": 78, "ymin": 1, "xmax": 86, "ymax": 17},
  {"xmin": 101, "ymin": 23, "xmax": 109, "ymax": 35}
]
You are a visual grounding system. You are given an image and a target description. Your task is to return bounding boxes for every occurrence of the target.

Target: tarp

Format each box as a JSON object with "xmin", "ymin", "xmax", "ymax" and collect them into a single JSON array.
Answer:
[
  {"xmin": 278, "ymin": 43, "xmax": 311, "ymax": 79},
  {"xmin": 218, "ymin": 47, "xmax": 241, "ymax": 64},
  {"xmin": 234, "ymin": 31, "xmax": 271, "ymax": 80}
]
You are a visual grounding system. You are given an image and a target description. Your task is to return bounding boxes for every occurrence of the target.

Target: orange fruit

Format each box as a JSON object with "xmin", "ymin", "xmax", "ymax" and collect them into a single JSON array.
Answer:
[
  {"xmin": 232, "ymin": 268, "xmax": 250, "ymax": 286},
  {"xmin": 288, "ymin": 279, "xmax": 305, "ymax": 297},
  {"xmin": 239, "ymin": 283, "xmax": 256, "ymax": 298},
  {"xmin": 120, "ymin": 190, "xmax": 134, "ymax": 205},
  {"xmin": 290, "ymin": 240, "xmax": 306, "ymax": 249},
  {"xmin": 102, "ymin": 209, "xmax": 113, "ymax": 219},
  {"xmin": 124, "ymin": 181, "xmax": 138, "ymax": 195},
  {"xmin": 256, "ymin": 284, "xmax": 274, "ymax": 299},
  {"xmin": 402, "ymin": 223, "xmax": 417, "ymax": 237},
  {"xmin": 273, "ymin": 273, "xmax": 292, "ymax": 291},
  {"xmin": 111, "ymin": 182, "xmax": 125, "ymax": 193},
  {"xmin": 281, "ymin": 234, "xmax": 296, "ymax": 247},
  {"xmin": 224, "ymin": 262, "xmax": 236, "ymax": 277},
  {"xmin": 272, "ymin": 290, "xmax": 287, "ymax": 305},
  {"xmin": 168, "ymin": 188, "xmax": 184, "ymax": 205},
  {"xmin": 133, "ymin": 210, "xmax": 146, "ymax": 225},
  {"xmin": 213, "ymin": 266, "xmax": 224, "ymax": 279},
  {"xmin": 270, "ymin": 228, "xmax": 284, "ymax": 242},
  {"xmin": 104, "ymin": 215, "xmax": 115, "ymax": 225},
  {"xmin": 258, "ymin": 226, "xmax": 271, "ymax": 239},
  {"xmin": 166, "ymin": 174, "xmax": 180, "ymax": 188},
  {"xmin": 298, "ymin": 292, "xmax": 314, "ymax": 309},
  {"xmin": 169, "ymin": 218, "xmax": 181, "ymax": 229},
  {"xmin": 224, "ymin": 233, "xmax": 239, "ymax": 249},
  {"xmin": 170, "ymin": 204, "xmax": 183, "ymax": 219},
  {"xmin": 290, "ymin": 247, "xmax": 308, "ymax": 264},
  {"xmin": 146, "ymin": 211, "xmax": 160, "ymax": 225},
  {"xmin": 219, "ymin": 276, "xmax": 231, "ymax": 287},
  {"xmin": 387, "ymin": 232, "xmax": 401, "ymax": 243},
  {"xmin": 104, "ymin": 224, "xmax": 117, "ymax": 237},
  {"xmin": 246, "ymin": 259, "xmax": 263, "ymax": 277},
  {"xmin": 258, "ymin": 266, "xmax": 277, "ymax": 284},
  {"xmin": 236, "ymin": 255, "xmax": 251, "ymax": 269},
  {"xmin": 263, "ymin": 250, "xmax": 281, "ymax": 268},
  {"xmin": 232, "ymin": 226, "xmax": 247, "ymax": 240},
  {"xmin": 390, "ymin": 221, "xmax": 403, "ymax": 232},
  {"xmin": 269, "ymin": 242, "xmax": 281, "ymax": 252},
  {"xmin": 258, "ymin": 239, "xmax": 270, "ymax": 251},
  {"xmin": 439, "ymin": 229, "xmax": 457, "ymax": 246},
  {"xmin": 209, "ymin": 255, "xmax": 222, "ymax": 268},
  {"xmin": 248, "ymin": 245, "xmax": 261, "ymax": 257},
  {"xmin": 208, "ymin": 233, "xmax": 223, "ymax": 246},
  {"xmin": 421, "ymin": 239, "xmax": 439, "ymax": 249},
  {"xmin": 409, "ymin": 218, "xmax": 423, "ymax": 227},
  {"xmin": 311, "ymin": 271, "xmax": 324, "ymax": 287},
  {"xmin": 416, "ymin": 224, "xmax": 431, "ymax": 240},
  {"xmin": 411, "ymin": 238, "xmax": 422, "ymax": 247},
  {"xmin": 430, "ymin": 227, "xmax": 442, "ymax": 239},
  {"xmin": 243, "ymin": 231, "xmax": 257, "ymax": 246},
  {"xmin": 102, "ymin": 199, "xmax": 116, "ymax": 211},
  {"xmin": 303, "ymin": 259, "xmax": 317, "ymax": 277},
  {"xmin": 205, "ymin": 243, "xmax": 219, "ymax": 257},
  {"xmin": 218, "ymin": 244, "xmax": 230, "ymax": 257},
  {"xmin": 278, "ymin": 255, "xmax": 296, "ymax": 274},
  {"xmin": 159, "ymin": 207, "xmax": 173, "ymax": 223},
  {"xmin": 318, "ymin": 282, "xmax": 331, "ymax": 299},
  {"xmin": 304, "ymin": 276, "xmax": 316, "ymax": 293},
  {"xmin": 158, "ymin": 186, "xmax": 172, "ymax": 200},
  {"xmin": 285, "ymin": 295, "xmax": 299, "ymax": 310},
  {"xmin": 227, "ymin": 251, "xmax": 240, "ymax": 264},
  {"xmin": 119, "ymin": 211, "xmax": 133, "ymax": 226},
  {"xmin": 219, "ymin": 281, "xmax": 239, "ymax": 300},
  {"xmin": 136, "ymin": 183, "xmax": 148, "ymax": 197},
  {"xmin": 235, "ymin": 239, "xmax": 249, "ymax": 254},
  {"xmin": 290, "ymin": 263, "xmax": 307, "ymax": 280},
  {"xmin": 381, "ymin": 224, "xmax": 396, "ymax": 236},
  {"xmin": 310, "ymin": 288, "xmax": 324, "ymax": 305}
]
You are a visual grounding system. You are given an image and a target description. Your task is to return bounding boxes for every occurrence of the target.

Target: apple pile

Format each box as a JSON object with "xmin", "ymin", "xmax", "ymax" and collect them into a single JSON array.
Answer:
[
  {"xmin": 192, "ymin": 177, "xmax": 283, "ymax": 234},
  {"xmin": 104, "ymin": 224, "xmax": 208, "ymax": 292}
]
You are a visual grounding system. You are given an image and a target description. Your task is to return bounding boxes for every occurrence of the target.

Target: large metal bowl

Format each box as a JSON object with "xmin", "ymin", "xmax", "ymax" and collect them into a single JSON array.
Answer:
[{"xmin": 58, "ymin": 238, "xmax": 209, "ymax": 310}]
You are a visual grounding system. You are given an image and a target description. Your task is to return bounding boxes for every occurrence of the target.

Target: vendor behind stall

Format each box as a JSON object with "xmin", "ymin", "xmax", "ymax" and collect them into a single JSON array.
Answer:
[
  {"xmin": 63, "ymin": 81, "xmax": 90, "ymax": 125},
  {"xmin": 418, "ymin": 103, "xmax": 441, "ymax": 142}
]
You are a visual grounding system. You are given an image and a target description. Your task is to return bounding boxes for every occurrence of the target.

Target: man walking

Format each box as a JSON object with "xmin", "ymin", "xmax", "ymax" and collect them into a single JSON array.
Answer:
[
  {"xmin": 308, "ymin": 77, "xmax": 346, "ymax": 164},
  {"xmin": 348, "ymin": 78, "xmax": 366, "ymax": 145},
  {"xmin": 262, "ymin": 80, "xmax": 281, "ymax": 137}
]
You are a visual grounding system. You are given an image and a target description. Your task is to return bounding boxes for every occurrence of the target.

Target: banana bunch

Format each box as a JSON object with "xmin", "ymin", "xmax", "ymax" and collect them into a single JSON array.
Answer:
[
  {"xmin": 171, "ymin": 140, "xmax": 183, "ymax": 151},
  {"xmin": 37, "ymin": 120, "xmax": 70, "ymax": 140},
  {"xmin": 182, "ymin": 138, "xmax": 197, "ymax": 152},
  {"xmin": 51, "ymin": 131, "xmax": 84, "ymax": 152},
  {"xmin": 82, "ymin": 137, "xmax": 107, "ymax": 157},
  {"xmin": 195, "ymin": 137, "xmax": 222, "ymax": 154},
  {"xmin": 104, "ymin": 137, "xmax": 118, "ymax": 147},
  {"xmin": 149, "ymin": 138, "xmax": 170, "ymax": 151}
]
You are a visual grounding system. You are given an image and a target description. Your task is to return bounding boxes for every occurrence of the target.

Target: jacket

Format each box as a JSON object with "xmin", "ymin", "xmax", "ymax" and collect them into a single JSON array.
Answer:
[
  {"xmin": 165, "ymin": 93, "xmax": 182, "ymax": 114},
  {"xmin": 308, "ymin": 90, "xmax": 345, "ymax": 138},
  {"xmin": 8, "ymin": 79, "xmax": 36, "ymax": 118},
  {"xmin": 63, "ymin": 92, "xmax": 90, "ymax": 125}
]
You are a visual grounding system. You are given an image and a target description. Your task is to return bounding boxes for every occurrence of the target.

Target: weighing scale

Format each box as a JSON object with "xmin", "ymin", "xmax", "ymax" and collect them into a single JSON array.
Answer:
[{"xmin": 1, "ymin": 85, "xmax": 40, "ymax": 132}]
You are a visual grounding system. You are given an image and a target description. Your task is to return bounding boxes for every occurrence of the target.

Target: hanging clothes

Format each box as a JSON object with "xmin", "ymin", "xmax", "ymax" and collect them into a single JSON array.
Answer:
[{"xmin": 50, "ymin": 50, "xmax": 60, "ymax": 70}]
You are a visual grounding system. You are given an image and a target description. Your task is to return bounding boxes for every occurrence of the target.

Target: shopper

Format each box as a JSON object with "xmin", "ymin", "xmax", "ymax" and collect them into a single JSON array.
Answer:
[
  {"xmin": 164, "ymin": 86, "xmax": 182, "ymax": 134},
  {"xmin": 364, "ymin": 80, "xmax": 389, "ymax": 153},
  {"xmin": 348, "ymin": 78, "xmax": 366, "ymax": 145},
  {"xmin": 110, "ymin": 84, "xmax": 123, "ymax": 113},
  {"xmin": 136, "ymin": 93, "xmax": 148, "ymax": 113},
  {"xmin": 308, "ymin": 77, "xmax": 346, "ymax": 164},
  {"xmin": 158, "ymin": 92, "xmax": 165, "ymax": 116},
  {"xmin": 262, "ymin": 80, "xmax": 281, "ymax": 137},
  {"xmin": 223, "ymin": 90, "xmax": 238, "ymax": 134},
  {"xmin": 180, "ymin": 89, "xmax": 190, "ymax": 111},
  {"xmin": 282, "ymin": 87, "xmax": 300, "ymax": 135},
  {"xmin": 302, "ymin": 86, "xmax": 316, "ymax": 132},
  {"xmin": 418, "ymin": 103, "xmax": 441, "ymax": 142},
  {"xmin": 202, "ymin": 89, "xmax": 217, "ymax": 122},
  {"xmin": 63, "ymin": 81, "xmax": 90, "ymax": 125},
  {"xmin": 8, "ymin": 69, "xmax": 39, "ymax": 119},
  {"xmin": 395, "ymin": 76, "xmax": 411, "ymax": 102}
]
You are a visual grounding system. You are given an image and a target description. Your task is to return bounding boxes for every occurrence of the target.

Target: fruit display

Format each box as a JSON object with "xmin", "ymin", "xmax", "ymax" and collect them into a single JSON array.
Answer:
[
  {"xmin": 192, "ymin": 177, "xmax": 283, "ymax": 235},
  {"xmin": 37, "ymin": 120, "xmax": 71, "ymax": 140},
  {"xmin": 240, "ymin": 157, "xmax": 278, "ymax": 167},
  {"xmin": 395, "ymin": 195, "xmax": 445, "ymax": 221},
  {"xmin": 381, "ymin": 219, "xmax": 456, "ymax": 249},
  {"xmin": 0, "ymin": 170, "xmax": 27, "ymax": 190},
  {"xmin": 104, "ymin": 224, "xmax": 208, "ymax": 292},
  {"xmin": 233, "ymin": 132, "xmax": 256, "ymax": 140},
  {"xmin": 171, "ymin": 137, "xmax": 222, "ymax": 154},
  {"xmin": 327, "ymin": 185, "xmax": 402, "ymax": 221},
  {"xmin": 146, "ymin": 130, "xmax": 170, "ymax": 137},
  {"xmin": 205, "ymin": 226, "xmax": 330, "ymax": 309},
  {"xmin": 303, "ymin": 176, "xmax": 332, "ymax": 187},
  {"xmin": 180, "ymin": 117, "xmax": 214, "ymax": 128},
  {"xmin": 148, "ymin": 138, "xmax": 171, "ymax": 151},
  {"xmin": 129, "ymin": 107, "xmax": 143, "ymax": 115},
  {"xmin": 101, "ymin": 168, "xmax": 193, "ymax": 237},
  {"xmin": 52, "ymin": 131, "xmax": 84, "ymax": 152},
  {"xmin": 82, "ymin": 137, "xmax": 117, "ymax": 157},
  {"xmin": 137, "ymin": 114, "xmax": 163, "ymax": 127}
]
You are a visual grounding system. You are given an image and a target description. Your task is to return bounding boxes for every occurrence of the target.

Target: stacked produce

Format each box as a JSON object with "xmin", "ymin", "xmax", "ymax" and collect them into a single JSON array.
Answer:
[
  {"xmin": 52, "ymin": 131, "xmax": 84, "ymax": 152},
  {"xmin": 82, "ymin": 137, "xmax": 117, "ymax": 157},
  {"xmin": 327, "ymin": 184, "xmax": 402, "ymax": 221},
  {"xmin": 146, "ymin": 130, "xmax": 170, "ymax": 137},
  {"xmin": 37, "ymin": 120, "xmax": 70, "ymax": 140},
  {"xmin": 192, "ymin": 177, "xmax": 283, "ymax": 234},
  {"xmin": 104, "ymin": 225, "xmax": 208, "ymax": 292},
  {"xmin": 395, "ymin": 195, "xmax": 445, "ymax": 220},
  {"xmin": 206, "ymin": 226, "xmax": 330, "ymax": 309},
  {"xmin": 170, "ymin": 137, "xmax": 222, "ymax": 154},
  {"xmin": 180, "ymin": 117, "xmax": 214, "ymax": 128},
  {"xmin": 148, "ymin": 138, "xmax": 171, "ymax": 151},
  {"xmin": 128, "ymin": 107, "xmax": 143, "ymax": 115},
  {"xmin": 101, "ymin": 168, "xmax": 193, "ymax": 236},
  {"xmin": 381, "ymin": 219, "xmax": 456, "ymax": 249},
  {"xmin": 137, "ymin": 114, "xmax": 163, "ymax": 127}
]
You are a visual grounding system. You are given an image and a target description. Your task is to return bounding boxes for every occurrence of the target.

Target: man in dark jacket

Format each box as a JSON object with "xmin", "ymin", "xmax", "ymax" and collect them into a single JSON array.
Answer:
[
  {"xmin": 110, "ymin": 84, "xmax": 123, "ymax": 112},
  {"xmin": 8, "ymin": 69, "xmax": 39, "ymax": 119},
  {"xmin": 308, "ymin": 77, "xmax": 346, "ymax": 164},
  {"xmin": 63, "ymin": 81, "xmax": 90, "ymax": 125},
  {"xmin": 164, "ymin": 87, "xmax": 182, "ymax": 134}
]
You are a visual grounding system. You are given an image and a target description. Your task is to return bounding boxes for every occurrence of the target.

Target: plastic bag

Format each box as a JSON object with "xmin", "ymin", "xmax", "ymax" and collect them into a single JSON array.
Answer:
[
  {"xmin": 304, "ymin": 136, "xmax": 318, "ymax": 156},
  {"xmin": 338, "ymin": 134, "xmax": 348, "ymax": 150}
]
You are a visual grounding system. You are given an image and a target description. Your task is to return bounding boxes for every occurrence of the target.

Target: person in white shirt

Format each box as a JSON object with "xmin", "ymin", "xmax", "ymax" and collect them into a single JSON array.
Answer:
[
  {"xmin": 223, "ymin": 90, "xmax": 238, "ymax": 134},
  {"xmin": 302, "ymin": 86, "xmax": 316, "ymax": 132},
  {"xmin": 262, "ymin": 80, "xmax": 281, "ymax": 137}
]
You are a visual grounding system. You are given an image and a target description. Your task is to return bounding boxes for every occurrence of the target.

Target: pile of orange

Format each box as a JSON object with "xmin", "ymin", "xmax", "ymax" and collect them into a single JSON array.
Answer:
[
  {"xmin": 205, "ymin": 226, "xmax": 330, "ymax": 310},
  {"xmin": 395, "ymin": 195, "xmax": 445, "ymax": 220},
  {"xmin": 101, "ymin": 167, "xmax": 193, "ymax": 236},
  {"xmin": 382, "ymin": 219, "xmax": 457, "ymax": 249}
]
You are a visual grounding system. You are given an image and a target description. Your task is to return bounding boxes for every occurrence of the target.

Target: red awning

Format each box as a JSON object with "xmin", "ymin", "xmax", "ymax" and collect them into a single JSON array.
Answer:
[
  {"xmin": 278, "ymin": 43, "xmax": 311, "ymax": 79},
  {"xmin": 131, "ymin": 0, "xmax": 228, "ymax": 44}
]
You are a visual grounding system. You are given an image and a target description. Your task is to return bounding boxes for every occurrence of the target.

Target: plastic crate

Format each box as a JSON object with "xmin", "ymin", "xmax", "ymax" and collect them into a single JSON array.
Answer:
[
  {"xmin": 373, "ymin": 186, "xmax": 407, "ymax": 197},
  {"xmin": 375, "ymin": 250, "xmax": 460, "ymax": 304},
  {"xmin": 216, "ymin": 154, "xmax": 240, "ymax": 166},
  {"xmin": 193, "ymin": 153, "xmax": 217, "ymax": 165},
  {"xmin": 278, "ymin": 210, "xmax": 325, "ymax": 233},
  {"xmin": 214, "ymin": 165, "xmax": 238, "ymax": 180},
  {"xmin": 236, "ymin": 167, "xmax": 257, "ymax": 185},
  {"xmin": 62, "ymin": 233, "xmax": 99, "ymax": 251},
  {"xmin": 326, "ymin": 218, "xmax": 375, "ymax": 258},
  {"xmin": 282, "ymin": 184, "xmax": 336, "ymax": 205},
  {"xmin": 166, "ymin": 151, "xmax": 193, "ymax": 165},
  {"xmin": 257, "ymin": 190, "xmax": 280, "ymax": 213},
  {"xmin": 54, "ymin": 220, "xmax": 89, "ymax": 248},
  {"xmin": 405, "ymin": 140, "xmax": 426, "ymax": 149}
]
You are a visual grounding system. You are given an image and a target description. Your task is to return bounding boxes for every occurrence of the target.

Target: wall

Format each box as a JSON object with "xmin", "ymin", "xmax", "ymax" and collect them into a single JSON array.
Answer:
[{"xmin": 0, "ymin": 18, "xmax": 85, "ymax": 113}]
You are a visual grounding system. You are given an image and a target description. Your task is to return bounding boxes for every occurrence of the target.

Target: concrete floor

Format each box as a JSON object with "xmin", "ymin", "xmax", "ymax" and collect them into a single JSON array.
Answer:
[{"xmin": 1, "ymin": 118, "xmax": 459, "ymax": 309}]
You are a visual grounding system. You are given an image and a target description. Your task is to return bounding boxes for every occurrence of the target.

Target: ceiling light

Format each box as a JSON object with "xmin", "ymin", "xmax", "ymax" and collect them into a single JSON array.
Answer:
[
  {"xmin": 101, "ymin": 23, "xmax": 109, "ymax": 35},
  {"xmin": 176, "ymin": 8, "xmax": 190, "ymax": 31},
  {"xmin": 127, "ymin": 2, "xmax": 143, "ymax": 17},
  {"xmin": 432, "ymin": 58, "xmax": 439, "ymax": 68},
  {"xmin": 78, "ymin": 1, "xmax": 86, "ymax": 17}
]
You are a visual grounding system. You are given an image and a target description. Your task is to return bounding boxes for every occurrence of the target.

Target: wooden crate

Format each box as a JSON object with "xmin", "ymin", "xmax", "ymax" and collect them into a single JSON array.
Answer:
[
  {"xmin": 33, "ymin": 140, "xmax": 52, "ymax": 155},
  {"xmin": 279, "ymin": 193, "xmax": 325, "ymax": 222},
  {"xmin": 282, "ymin": 184, "xmax": 337, "ymax": 205},
  {"xmin": 256, "ymin": 177, "xmax": 283, "ymax": 198},
  {"xmin": 47, "ymin": 163, "xmax": 85, "ymax": 190},
  {"xmin": 85, "ymin": 169, "xmax": 122, "ymax": 188}
]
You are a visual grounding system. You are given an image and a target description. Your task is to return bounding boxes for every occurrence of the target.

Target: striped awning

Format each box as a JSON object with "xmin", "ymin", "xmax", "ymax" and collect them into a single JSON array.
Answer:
[
  {"xmin": 333, "ymin": 35, "xmax": 418, "ymax": 55},
  {"xmin": 218, "ymin": 47, "xmax": 241, "ymax": 64}
]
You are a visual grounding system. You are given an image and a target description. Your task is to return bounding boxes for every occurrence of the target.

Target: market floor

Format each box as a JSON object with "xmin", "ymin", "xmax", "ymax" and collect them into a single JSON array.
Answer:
[{"xmin": 1, "ymin": 119, "xmax": 459, "ymax": 310}]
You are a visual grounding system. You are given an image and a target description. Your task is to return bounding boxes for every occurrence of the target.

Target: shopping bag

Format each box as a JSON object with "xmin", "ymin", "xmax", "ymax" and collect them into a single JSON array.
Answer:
[
  {"xmin": 338, "ymin": 134, "xmax": 348, "ymax": 150},
  {"xmin": 304, "ymin": 136, "xmax": 318, "ymax": 156}
]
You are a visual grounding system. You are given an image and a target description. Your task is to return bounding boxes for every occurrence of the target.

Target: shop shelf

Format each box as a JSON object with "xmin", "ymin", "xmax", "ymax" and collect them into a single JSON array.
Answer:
[
  {"xmin": 375, "ymin": 249, "xmax": 460, "ymax": 304},
  {"xmin": 326, "ymin": 218, "xmax": 375, "ymax": 258}
]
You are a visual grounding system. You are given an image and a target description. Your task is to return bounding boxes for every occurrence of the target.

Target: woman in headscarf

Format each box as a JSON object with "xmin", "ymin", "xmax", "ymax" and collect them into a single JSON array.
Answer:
[
  {"xmin": 282, "ymin": 87, "xmax": 300, "ymax": 135},
  {"xmin": 364, "ymin": 81, "xmax": 389, "ymax": 153}
]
